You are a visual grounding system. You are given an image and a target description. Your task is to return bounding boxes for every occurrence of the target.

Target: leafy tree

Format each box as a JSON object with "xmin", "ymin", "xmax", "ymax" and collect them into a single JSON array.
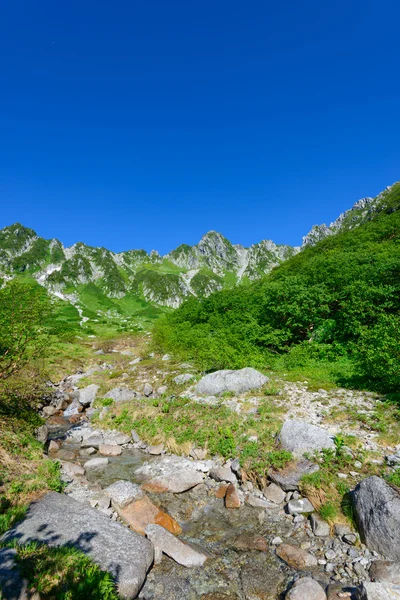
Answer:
[{"xmin": 0, "ymin": 281, "xmax": 53, "ymax": 381}]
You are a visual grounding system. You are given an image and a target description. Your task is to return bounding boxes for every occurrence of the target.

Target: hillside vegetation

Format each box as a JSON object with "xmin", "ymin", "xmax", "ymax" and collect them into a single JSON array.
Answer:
[{"xmin": 153, "ymin": 183, "xmax": 400, "ymax": 393}]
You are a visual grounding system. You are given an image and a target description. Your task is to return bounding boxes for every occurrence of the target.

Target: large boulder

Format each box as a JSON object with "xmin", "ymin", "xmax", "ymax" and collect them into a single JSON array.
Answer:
[
  {"xmin": 145, "ymin": 524, "xmax": 207, "ymax": 567},
  {"xmin": 78, "ymin": 384, "xmax": 99, "ymax": 408},
  {"xmin": 286, "ymin": 577, "xmax": 326, "ymax": 600},
  {"xmin": 1, "ymin": 492, "xmax": 153, "ymax": 599},
  {"xmin": 370, "ymin": 561, "xmax": 400, "ymax": 584},
  {"xmin": 357, "ymin": 582, "xmax": 400, "ymax": 599},
  {"xmin": 196, "ymin": 367, "xmax": 268, "ymax": 396},
  {"xmin": 270, "ymin": 459, "xmax": 319, "ymax": 491},
  {"xmin": 104, "ymin": 387, "xmax": 137, "ymax": 402},
  {"xmin": 353, "ymin": 477, "xmax": 400, "ymax": 560},
  {"xmin": 142, "ymin": 469, "xmax": 204, "ymax": 493},
  {"xmin": 278, "ymin": 420, "xmax": 334, "ymax": 458}
]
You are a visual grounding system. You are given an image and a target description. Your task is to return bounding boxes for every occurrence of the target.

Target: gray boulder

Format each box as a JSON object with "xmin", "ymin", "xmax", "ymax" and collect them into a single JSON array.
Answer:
[
  {"xmin": 354, "ymin": 477, "xmax": 400, "ymax": 560},
  {"xmin": 105, "ymin": 387, "xmax": 137, "ymax": 402},
  {"xmin": 286, "ymin": 577, "xmax": 326, "ymax": 600},
  {"xmin": 196, "ymin": 367, "xmax": 268, "ymax": 396},
  {"xmin": 1, "ymin": 492, "xmax": 153, "ymax": 599},
  {"xmin": 370, "ymin": 561, "xmax": 400, "ymax": 584},
  {"xmin": 278, "ymin": 420, "xmax": 334, "ymax": 458},
  {"xmin": 104, "ymin": 480, "xmax": 144, "ymax": 508},
  {"xmin": 270, "ymin": 459, "xmax": 319, "ymax": 491},
  {"xmin": 78, "ymin": 384, "xmax": 99, "ymax": 407},
  {"xmin": 173, "ymin": 373, "xmax": 195, "ymax": 385},
  {"xmin": 357, "ymin": 582, "xmax": 400, "ymax": 599}
]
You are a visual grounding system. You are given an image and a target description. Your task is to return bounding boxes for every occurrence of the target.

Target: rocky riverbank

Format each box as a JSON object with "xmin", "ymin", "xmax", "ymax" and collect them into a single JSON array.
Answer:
[{"xmin": 2, "ymin": 348, "xmax": 400, "ymax": 600}]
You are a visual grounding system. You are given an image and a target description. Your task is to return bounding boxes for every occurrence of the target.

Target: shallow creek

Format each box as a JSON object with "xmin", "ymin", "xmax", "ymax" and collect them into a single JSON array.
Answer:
[{"xmin": 51, "ymin": 430, "xmax": 323, "ymax": 600}]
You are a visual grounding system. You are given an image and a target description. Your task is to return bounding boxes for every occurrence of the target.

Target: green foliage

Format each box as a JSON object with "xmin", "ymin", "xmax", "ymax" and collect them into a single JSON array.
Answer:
[
  {"xmin": 0, "ymin": 280, "xmax": 54, "ymax": 381},
  {"xmin": 0, "ymin": 502, "xmax": 27, "ymax": 535},
  {"xmin": 319, "ymin": 501, "xmax": 337, "ymax": 522},
  {"xmin": 8, "ymin": 542, "xmax": 118, "ymax": 599},
  {"xmin": 153, "ymin": 203, "xmax": 400, "ymax": 392}
]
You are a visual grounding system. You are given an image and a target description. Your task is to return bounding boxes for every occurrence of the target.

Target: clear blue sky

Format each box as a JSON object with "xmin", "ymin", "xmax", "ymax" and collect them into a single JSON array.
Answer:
[{"xmin": 1, "ymin": 1, "xmax": 399, "ymax": 254}]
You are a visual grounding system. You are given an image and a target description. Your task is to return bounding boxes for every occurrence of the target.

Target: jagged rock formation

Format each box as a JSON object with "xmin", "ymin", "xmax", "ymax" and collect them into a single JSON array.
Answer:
[
  {"xmin": 302, "ymin": 182, "xmax": 399, "ymax": 247},
  {"xmin": 1, "ymin": 181, "xmax": 398, "ymax": 314}
]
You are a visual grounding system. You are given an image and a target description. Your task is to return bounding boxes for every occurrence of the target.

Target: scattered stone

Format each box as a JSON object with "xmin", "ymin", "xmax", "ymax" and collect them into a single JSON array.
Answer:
[
  {"xmin": 143, "ymin": 383, "xmax": 153, "ymax": 397},
  {"xmin": 34, "ymin": 424, "xmax": 48, "ymax": 443},
  {"xmin": 78, "ymin": 384, "xmax": 99, "ymax": 407},
  {"xmin": 83, "ymin": 457, "xmax": 109, "ymax": 469},
  {"xmin": 278, "ymin": 420, "xmax": 334, "ymax": 458},
  {"xmin": 61, "ymin": 462, "xmax": 85, "ymax": 478},
  {"xmin": 103, "ymin": 431, "xmax": 131, "ymax": 445},
  {"xmin": 276, "ymin": 543, "xmax": 318, "ymax": 569},
  {"xmin": 263, "ymin": 482, "xmax": 286, "ymax": 504},
  {"xmin": 119, "ymin": 496, "xmax": 182, "ymax": 535},
  {"xmin": 287, "ymin": 498, "xmax": 314, "ymax": 515},
  {"xmin": 161, "ymin": 354, "xmax": 171, "ymax": 361},
  {"xmin": 129, "ymin": 357, "xmax": 142, "ymax": 365},
  {"xmin": 145, "ymin": 524, "xmax": 207, "ymax": 567},
  {"xmin": 131, "ymin": 429, "xmax": 141, "ymax": 443},
  {"xmin": 270, "ymin": 459, "xmax": 319, "ymax": 491},
  {"xmin": 99, "ymin": 444, "xmax": 122, "ymax": 456},
  {"xmin": 343, "ymin": 533, "xmax": 358, "ymax": 545},
  {"xmin": 54, "ymin": 449, "xmax": 76, "ymax": 461},
  {"xmin": 334, "ymin": 523, "xmax": 352, "ymax": 537},
  {"xmin": 209, "ymin": 467, "xmax": 237, "ymax": 484},
  {"xmin": 353, "ymin": 477, "xmax": 400, "ymax": 560},
  {"xmin": 240, "ymin": 561, "xmax": 287, "ymax": 600},
  {"xmin": 225, "ymin": 484, "xmax": 241, "ymax": 508},
  {"xmin": 214, "ymin": 484, "xmax": 229, "ymax": 499},
  {"xmin": 157, "ymin": 385, "xmax": 168, "ymax": 395},
  {"xmin": 105, "ymin": 387, "xmax": 137, "ymax": 402},
  {"xmin": 142, "ymin": 469, "xmax": 204, "ymax": 493},
  {"xmin": 94, "ymin": 349, "xmax": 105, "ymax": 355},
  {"xmin": 370, "ymin": 561, "xmax": 400, "ymax": 584},
  {"xmin": 42, "ymin": 405, "xmax": 58, "ymax": 417},
  {"xmin": 245, "ymin": 494, "xmax": 275, "ymax": 509},
  {"xmin": 196, "ymin": 367, "xmax": 268, "ymax": 396},
  {"xmin": 48, "ymin": 440, "xmax": 60, "ymax": 453},
  {"xmin": 285, "ymin": 577, "xmax": 327, "ymax": 600},
  {"xmin": 272, "ymin": 536, "xmax": 283, "ymax": 545},
  {"xmin": 233, "ymin": 532, "xmax": 268, "ymax": 552},
  {"xmin": 174, "ymin": 373, "xmax": 195, "ymax": 385},
  {"xmin": 148, "ymin": 444, "xmax": 164, "ymax": 455},
  {"xmin": 1, "ymin": 492, "xmax": 153, "ymax": 599},
  {"xmin": 190, "ymin": 448, "xmax": 207, "ymax": 460},
  {"xmin": 81, "ymin": 433, "xmax": 104, "ymax": 448},
  {"xmin": 310, "ymin": 513, "xmax": 330, "ymax": 537},
  {"xmin": 104, "ymin": 480, "xmax": 144, "ymax": 508}
]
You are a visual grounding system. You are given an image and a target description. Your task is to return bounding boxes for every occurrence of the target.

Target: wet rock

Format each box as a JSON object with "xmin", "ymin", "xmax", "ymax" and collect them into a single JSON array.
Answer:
[
  {"xmin": 287, "ymin": 498, "xmax": 314, "ymax": 515},
  {"xmin": 196, "ymin": 368, "xmax": 268, "ymax": 396},
  {"xmin": 1, "ymin": 492, "xmax": 153, "ymax": 599},
  {"xmin": 276, "ymin": 543, "xmax": 318, "ymax": 569},
  {"xmin": 270, "ymin": 460, "xmax": 319, "ymax": 491},
  {"xmin": 310, "ymin": 514, "xmax": 330, "ymax": 537},
  {"xmin": 119, "ymin": 496, "xmax": 182, "ymax": 535},
  {"xmin": 233, "ymin": 532, "xmax": 268, "ymax": 552},
  {"xmin": 105, "ymin": 387, "xmax": 137, "ymax": 402},
  {"xmin": 0, "ymin": 547, "xmax": 29, "ymax": 600},
  {"xmin": 142, "ymin": 469, "xmax": 204, "ymax": 493},
  {"xmin": 278, "ymin": 420, "xmax": 334, "ymax": 458},
  {"xmin": 99, "ymin": 444, "xmax": 122, "ymax": 456},
  {"xmin": 286, "ymin": 577, "xmax": 326, "ymax": 600},
  {"xmin": 81, "ymin": 432, "xmax": 104, "ymax": 448},
  {"xmin": 83, "ymin": 457, "xmax": 109, "ymax": 469},
  {"xmin": 370, "ymin": 561, "xmax": 400, "ymax": 584},
  {"xmin": 356, "ymin": 582, "xmax": 400, "ymax": 599},
  {"xmin": 148, "ymin": 444, "xmax": 164, "ymax": 455},
  {"xmin": 34, "ymin": 424, "xmax": 48, "ymax": 443},
  {"xmin": 145, "ymin": 524, "xmax": 208, "ymax": 567},
  {"xmin": 326, "ymin": 584, "xmax": 357, "ymax": 599},
  {"xmin": 78, "ymin": 384, "xmax": 99, "ymax": 407},
  {"xmin": 353, "ymin": 477, "xmax": 400, "ymax": 560},
  {"xmin": 104, "ymin": 480, "xmax": 144, "ymax": 508},
  {"xmin": 48, "ymin": 440, "xmax": 60, "ymax": 453},
  {"xmin": 63, "ymin": 399, "xmax": 81, "ymax": 417},
  {"xmin": 210, "ymin": 467, "xmax": 237, "ymax": 484},
  {"xmin": 225, "ymin": 484, "xmax": 241, "ymax": 509},
  {"xmin": 174, "ymin": 373, "xmax": 195, "ymax": 385},
  {"xmin": 240, "ymin": 561, "xmax": 287, "ymax": 600},
  {"xmin": 54, "ymin": 449, "xmax": 76, "ymax": 461},
  {"xmin": 263, "ymin": 482, "xmax": 286, "ymax": 504}
]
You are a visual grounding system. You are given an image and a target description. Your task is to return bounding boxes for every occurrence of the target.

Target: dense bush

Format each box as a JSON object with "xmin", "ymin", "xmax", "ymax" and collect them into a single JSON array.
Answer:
[{"xmin": 154, "ymin": 200, "xmax": 400, "ymax": 392}]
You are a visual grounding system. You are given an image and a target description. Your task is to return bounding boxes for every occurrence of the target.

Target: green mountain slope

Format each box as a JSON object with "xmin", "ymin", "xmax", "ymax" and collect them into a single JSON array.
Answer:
[{"xmin": 153, "ymin": 182, "xmax": 400, "ymax": 392}]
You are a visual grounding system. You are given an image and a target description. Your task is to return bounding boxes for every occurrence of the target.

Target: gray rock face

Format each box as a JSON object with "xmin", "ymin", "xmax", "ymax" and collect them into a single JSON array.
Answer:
[
  {"xmin": 278, "ymin": 420, "xmax": 335, "ymax": 458},
  {"xmin": 263, "ymin": 482, "xmax": 286, "ymax": 504},
  {"xmin": 104, "ymin": 480, "xmax": 144, "ymax": 508},
  {"xmin": 1, "ymin": 492, "xmax": 153, "ymax": 599},
  {"xmin": 286, "ymin": 577, "xmax": 327, "ymax": 600},
  {"xmin": 78, "ymin": 384, "xmax": 99, "ymax": 407},
  {"xmin": 354, "ymin": 477, "xmax": 400, "ymax": 560},
  {"xmin": 196, "ymin": 367, "xmax": 268, "ymax": 396},
  {"xmin": 105, "ymin": 387, "xmax": 137, "ymax": 402},
  {"xmin": 145, "ymin": 524, "xmax": 207, "ymax": 567},
  {"xmin": 370, "ymin": 561, "xmax": 400, "ymax": 584},
  {"xmin": 357, "ymin": 582, "xmax": 400, "ymax": 599},
  {"xmin": 310, "ymin": 513, "xmax": 330, "ymax": 537},
  {"xmin": 287, "ymin": 498, "xmax": 314, "ymax": 515},
  {"xmin": 270, "ymin": 459, "xmax": 319, "ymax": 491},
  {"xmin": 0, "ymin": 547, "xmax": 29, "ymax": 600}
]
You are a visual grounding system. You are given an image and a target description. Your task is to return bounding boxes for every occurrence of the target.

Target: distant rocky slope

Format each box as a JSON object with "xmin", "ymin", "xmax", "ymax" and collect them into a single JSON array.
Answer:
[{"xmin": 0, "ymin": 181, "xmax": 398, "ymax": 314}]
